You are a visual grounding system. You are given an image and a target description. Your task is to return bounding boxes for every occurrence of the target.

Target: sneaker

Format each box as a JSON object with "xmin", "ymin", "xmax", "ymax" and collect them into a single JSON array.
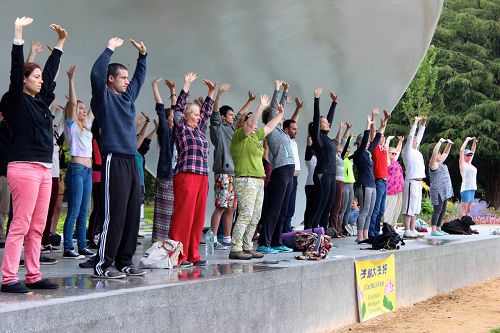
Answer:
[
  {"xmin": 120, "ymin": 266, "xmax": 146, "ymax": 276},
  {"xmin": 25, "ymin": 278, "xmax": 59, "ymax": 290},
  {"xmin": 40, "ymin": 254, "xmax": 58, "ymax": 265},
  {"xmin": 193, "ymin": 260, "xmax": 207, "ymax": 267},
  {"xmin": 220, "ymin": 240, "xmax": 232, "ymax": 247},
  {"xmin": 63, "ymin": 250, "xmax": 85, "ymax": 260},
  {"xmin": 243, "ymin": 250, "xmax": 264, "ymax": 258},
  {"xmin": 137, "ymin": 234, "xmax": 145, "ymax": 239},
  {"xmin": 1, "ymin": 282, "xmax": 30, "ymax": 293},
  {"xmin": 79, "ymin": 257, "xmax": 95, "ymax": 269},
  {"xmin": 414, "ymin": 230, "xmax": 424, "ymax": 238},
  {"xmin": 78, "ymin": 248, "xmax": 95, "ymax": 256},
  {"xmin": 431, "ymin": 231, "xmax": 444, "ymax": 236},
  {"xmin": 19, "ymin": 259, "xmax": 25, "ymax": 267},
  {"xmin": 439, "ymin": 230, "xmax": 449, "ymax": 235},
  {"xmin": 93, "ymin": 266, "xmax": 126, "ymax": 279},
  {"xmin": 256, "ymin": 246, "xmax": 278, "ymax": 254},
  {"xmin": 271, "ymin": 245, "xmax": 293, "ymax": 253},
  {"xmin": 41, "ymin": 244, "xmax": 62, "ymax": 254},
  {"xmin": 87, "ymin": 242, "xmax": 99, "ymax": 249},
  {"xmin": 403, "ymin": 230, "xmax": 415, "ymax": 239},
  {"xmin": 229, "ymin": 251, "xmax": 253, "ymax": 260},
  {"xmin": 179, "ymin": 261, "xmax": 193, "ymax": 268},
  {"xmin": 0, "ymin": 242, "xmax": 5, "ymax": 249},
  {"xmin": 214, "ymin": 242, "xmax": 229, "ymax": 250}
]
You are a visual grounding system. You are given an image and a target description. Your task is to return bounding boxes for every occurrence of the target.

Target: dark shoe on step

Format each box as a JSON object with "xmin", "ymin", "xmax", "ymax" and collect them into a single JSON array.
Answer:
[
  {"xmin": 1, "ymin": 282, "xmax": 30, "ymax": 293},
  {"xmin": 120, "ymin": 265, "xmax": 146, "ymax": 276},
  {"xmin": 25, "ymin": 278, "xmax": 59, "ymax": 290},
  {"xmin": 179, "ymin": 261, "xmax": 193, "ymax": 268},
  {"xmin": 40, "ymin": 254, "xmax": 58, "ymax": 265},
  {"xmin": 78, "ymin": 248, "xmax": 95, "ymax": 256},
  {"xmin": 92, "ymin": 267, "xmax": 126, "ymax": 279},
  {"xmin": 244, "ymin": 250, "xmax": 264, "ymax": 258},
  {"xmin": 79, "ymin": 257, "xmax": 95, "ymax": 269},
  {"xmin": 229, "ymin": 251, "xmax": 253, "ymax": 260},
  {"xmin": 193, "ymin": 259, "xmax": 207, "ymax": 266}
]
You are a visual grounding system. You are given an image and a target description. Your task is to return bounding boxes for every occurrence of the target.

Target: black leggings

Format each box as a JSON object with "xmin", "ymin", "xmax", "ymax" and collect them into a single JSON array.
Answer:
[
  {"xmin": 257, "ymin": 165, "xmax": 295, "ymax": 247},
  {"xmin": 87, "ymin": 181, "xmax": 103, "ymax": 240},
  {"xmin": 311, "ymin": 173, "xmax": 336, "ymax": 231},
  {"xmin": 303, "ymin": 185, "xmax": 316, "ymax": 230},
  {"xmin": 431, "ymin": 197, "xmax": 448, "ymax": 227}
]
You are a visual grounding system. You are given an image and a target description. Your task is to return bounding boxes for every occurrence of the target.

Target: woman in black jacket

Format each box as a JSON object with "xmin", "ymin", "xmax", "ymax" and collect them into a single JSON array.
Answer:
[{"xmin": 1, "ymin": 17, "xmax": 66, "ymax": 293}]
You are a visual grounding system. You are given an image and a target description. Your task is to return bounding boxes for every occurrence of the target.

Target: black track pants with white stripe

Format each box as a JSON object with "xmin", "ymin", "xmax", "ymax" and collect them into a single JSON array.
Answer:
[{"xmin": 94, "ymin": 153, "xmax": 141, "ymax": 275}]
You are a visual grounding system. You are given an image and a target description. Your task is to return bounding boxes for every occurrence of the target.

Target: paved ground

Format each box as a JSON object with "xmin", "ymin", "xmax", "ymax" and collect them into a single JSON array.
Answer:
[{"xmin": 0, "ymin": 224, "xmax": 498, "ymax": 310}]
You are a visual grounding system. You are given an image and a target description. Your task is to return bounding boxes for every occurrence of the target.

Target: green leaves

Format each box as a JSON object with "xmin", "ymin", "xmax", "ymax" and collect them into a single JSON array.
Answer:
[{"xmin": 383, "ymin": 296, "xmax": 394, "ymax": 311}]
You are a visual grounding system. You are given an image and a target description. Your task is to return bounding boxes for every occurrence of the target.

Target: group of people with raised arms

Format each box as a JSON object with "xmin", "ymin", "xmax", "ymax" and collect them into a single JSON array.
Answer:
[{"xmin": 0, "ymin": 17, "xmax": 479, "ymax": 293}]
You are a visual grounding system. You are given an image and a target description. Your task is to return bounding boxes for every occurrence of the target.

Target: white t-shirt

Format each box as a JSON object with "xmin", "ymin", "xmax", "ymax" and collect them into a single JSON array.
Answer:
[
  {"xmin": 65, "ymin": 117, "xmax": 93, "ymax": 158},
  {"xmin": 290, "ymin": 139, "xmax": 301, "ymax": 172},
  {"xmin": 460, "ymin": 163, "xmax": 477, "ymax": 192}
]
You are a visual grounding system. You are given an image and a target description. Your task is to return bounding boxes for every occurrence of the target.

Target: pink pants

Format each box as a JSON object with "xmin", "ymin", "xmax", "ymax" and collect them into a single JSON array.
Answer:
[{"xmin": 2, "ymin": 163, "xmax": 51, "ymax": 285}]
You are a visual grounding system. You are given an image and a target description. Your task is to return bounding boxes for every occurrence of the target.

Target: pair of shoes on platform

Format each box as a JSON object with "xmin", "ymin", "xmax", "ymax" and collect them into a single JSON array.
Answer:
[
  {"xmin": 403, "ymin": 230, "xmax": 419, "ymax": 239},
  {"xmin": 40, "ymin": 254, "xmax": 58, "ymax": 265},
  {"xmin": 1, "ymin": 278, "xmax": 59, "ymax": 293},
  {"xmin": 214, "ymin": 241, "xmax": 229, "ymax": 250},
  {"xmin": 41, "ymin": 244, "xmax": 62, "ymax": 254},
  {"xmin": 179, "ymin": 260, "xmax": 207, "ymax": 267},
  {"xmin": 93, "ymin": 265, "xmax": 145, "ymax": 279},
  {"xmin": 229, "ymin": 250, "xmax": 264, "ymax": 260}
]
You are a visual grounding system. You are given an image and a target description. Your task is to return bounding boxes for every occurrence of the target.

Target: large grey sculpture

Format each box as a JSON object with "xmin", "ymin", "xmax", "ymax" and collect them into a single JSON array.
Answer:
[{"xmin": 0, "ymin": 0, "xmax": 443, "ymax": 226}]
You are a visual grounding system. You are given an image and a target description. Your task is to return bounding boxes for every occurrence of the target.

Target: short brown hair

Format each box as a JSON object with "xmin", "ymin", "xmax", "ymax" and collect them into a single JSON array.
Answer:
[{"xmin": 23, "ymin": 62, "xmax": 41, "ymax": 78}]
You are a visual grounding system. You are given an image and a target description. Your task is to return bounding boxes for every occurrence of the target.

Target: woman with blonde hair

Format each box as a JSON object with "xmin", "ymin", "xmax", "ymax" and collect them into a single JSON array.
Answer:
[
  {"xmin": 62, "ymin": 65, "xmax": 95, "ymax": 259},
  {"xmin": 459, "ymin": 137, "xmax": 478, "ymax": 217}
]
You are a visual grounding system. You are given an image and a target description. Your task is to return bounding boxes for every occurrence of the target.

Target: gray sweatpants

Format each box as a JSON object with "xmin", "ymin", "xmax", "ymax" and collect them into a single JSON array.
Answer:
[
  {"xmin": 339, "ymin": 183, "xmax": 354, "ymax": 228},
  {"xmin": 357, "ymin": 186, "xmax": 376, "ymax": 231}
]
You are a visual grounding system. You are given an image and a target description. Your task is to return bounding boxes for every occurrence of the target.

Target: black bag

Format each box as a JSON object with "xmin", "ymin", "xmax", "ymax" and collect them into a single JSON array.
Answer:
[{"xmin": 370, "ymin": 223, "xmax": 405, "ymax": 250}]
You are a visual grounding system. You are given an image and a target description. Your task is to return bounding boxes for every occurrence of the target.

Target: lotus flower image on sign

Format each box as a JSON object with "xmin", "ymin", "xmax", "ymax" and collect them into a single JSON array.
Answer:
[{"xmin": 355, "ymin": 254, "xmax": 397, "ymax": 322}]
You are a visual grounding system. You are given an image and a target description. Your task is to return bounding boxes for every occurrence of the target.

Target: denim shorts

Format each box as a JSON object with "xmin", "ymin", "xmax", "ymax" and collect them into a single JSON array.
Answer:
[{"xmin": 460, "ymin": 190, "xmax": 475, "ymax": 203}]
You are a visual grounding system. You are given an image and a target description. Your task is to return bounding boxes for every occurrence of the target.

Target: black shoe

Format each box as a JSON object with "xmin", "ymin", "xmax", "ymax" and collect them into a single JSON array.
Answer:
[
  {"xmin": 0, "ymin": 242, "xmax": 5, "ymax": 249},
  {"xmin": 79, "ymin": 257, "xmax": 96, "ymax": 269},
  {"xmin": 1, "ymin": 282, "xmax": 30, "ymax": 293},
  {"xmin": 19, "ymin": 259, "xmax": 25, "ymax": 267},
  {"xmin": 120, "ymin": 265, "xmax": 146, "ymax": 276},
  {"xmin": 63, "ymin": 250, "xmax": 85, "ymax": 260},
  {"xmin": 137, "ymin": 234, "xmax": 145, "ymax": 239},
  {"xmin": 78, "ymin": 248, "xmax": 95, "ymax": 256},
  {"xmin": 93, "ymin": 267, "xmax": 126, "ymax": 279},
  {"xmin": 40, "ymin": 254, "xmax": 58, "ymax": 265},
  {"xmin": 25, "ymin": 278, "xmax": 59, "ymax": 290},
  {"xmin": 179, "ymin": 261, "xmax": 193, "ymax": 268},
  {"xmin": 193, "ymin": 259, "xmax": 207, "ymax": 267},
  {"xmin": 87, "ymin": 242, "xmax": 99, "ymax": 249}
]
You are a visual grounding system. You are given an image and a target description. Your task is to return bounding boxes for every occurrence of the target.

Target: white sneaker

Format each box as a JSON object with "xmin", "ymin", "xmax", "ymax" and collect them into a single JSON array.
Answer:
[{"xmin": 403, "ymin": 230, "xmax": 414, "ymax": 238}]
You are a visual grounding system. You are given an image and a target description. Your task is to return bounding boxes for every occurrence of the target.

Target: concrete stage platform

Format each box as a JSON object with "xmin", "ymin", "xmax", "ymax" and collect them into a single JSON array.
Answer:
[{"xmin": 1, "ymin": 225, "xmax": 499, "ymax": 333}]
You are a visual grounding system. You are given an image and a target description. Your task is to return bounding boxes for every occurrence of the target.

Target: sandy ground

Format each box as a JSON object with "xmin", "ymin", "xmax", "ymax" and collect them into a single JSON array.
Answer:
[{"xmin": 334, "ymin": 276, "xmax": 500, "ymax": 333}]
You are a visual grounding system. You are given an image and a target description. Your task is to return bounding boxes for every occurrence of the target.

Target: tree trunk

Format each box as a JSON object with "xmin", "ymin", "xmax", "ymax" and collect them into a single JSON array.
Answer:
[{"xmin": 478, "ymin": 159, "xmax": 500, "ymax": 209}]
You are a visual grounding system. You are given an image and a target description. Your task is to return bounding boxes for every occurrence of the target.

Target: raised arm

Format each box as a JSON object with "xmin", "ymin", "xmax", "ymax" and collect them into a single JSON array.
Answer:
[
  {"xmin": 238, "ymin": 90, "xmax": 256, "ymax": 117},
  {"xmin": 91, "ymin": 37, "xmax": 123, "ymax": 115},
  {"xmin": 290, "ymin": 97, "xmax": 303, "ymax": 122},
  {"xmin": 370, "ymin": 108, "xmax": 379, "ymax": 141},
  {"xmin": 355, "ymin": 114, "xmax": 373, "ymax": 155},
  {"xmin": 126, "ymin": 39, "xmax": 147, "ymax": 101},
  {"xmin": 27, "ymin": 40, "xmax": 43, "ymax": 63},
  {"xmin": 334, "ymin": 122, "xmax": 345, "ymax": 142},
  {"xmin": 9, "ymin": 17, "xmax": 33, "ymax": 107},
  {"xmin": 441, "ymin": 139, "xmax": 453, "ymax": 163},
  {"xmin": 341, "ymin": 134, "xmax": 352, "ymax": 159},
  {"xmin": 213, "ymin": 83, "xmax": 230, "ymax": 116},
  {"xmin": 429, "ymin": 138, "xmax": 446, "ymax": 170},
  {"xmin": 343, "ymin": 122, "xmax": 352, "ymax": 141},
  {"xmin": 164, "ymin": 79, "xmax": 177, "ymax": 106},
  {"xmin": 459, "ymin": 137, "xmax": 473, "ymax": 170},
  {"xmin": 312, "ymin": 88, "xmax": 323, "ymax": 147},
  {"xmin": 146, "ymin": 118, "xmax": 158, "ymax": 140},
  {"xmin": 65, "ymin": 65, "xmax": 78, "ymax": 122},
  {"xmin": 199, "ymin": 79, "xmax": 216, "ymax": 130},
  {"xmin": 244, "ymin": 94, "xmax": 270, "ymax": 137},
  {"xmin": 264, "ymin": 103, "xmax": 285, "ymax": 137},
  {"xmin": 415, "ymin": 116, "xmax": 427, "ymax": 148},
  {"xmin": 402, "ymin": 116, "xmax": 422, "ymax": 158},
  {"xmin": 136, "ymin": 112, "xmax": 150, "ymax": 148},
  {"xmin": 269, "ymin": 80, "xmax": 287, "ymax": 118},
  {"xmin": 326, "ymin": 91, "xmax": 338, "ymax": 124},
  {"xmin": 151, "ymin": 77, "xmax": 163, "ymax": 104},
  {"xmin": 470, "ymin": 137, "xmax": 477, "ymax": 163}
]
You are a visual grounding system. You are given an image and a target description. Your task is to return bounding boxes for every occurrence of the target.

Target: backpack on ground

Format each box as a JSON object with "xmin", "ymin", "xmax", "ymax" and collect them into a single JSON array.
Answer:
[
  {"xmin": 139, "ymin": 240, "xmax": 183, "ymax": 269},
  {"xmin": 369, "ymin": 223, "xmax": 405, "ymax": 250}
]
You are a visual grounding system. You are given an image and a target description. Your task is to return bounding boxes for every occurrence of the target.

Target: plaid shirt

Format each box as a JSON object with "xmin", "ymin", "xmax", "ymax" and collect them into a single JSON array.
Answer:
[{"xmin": 173, "ymin": 89, "xmax": 214, "ymax": 175}]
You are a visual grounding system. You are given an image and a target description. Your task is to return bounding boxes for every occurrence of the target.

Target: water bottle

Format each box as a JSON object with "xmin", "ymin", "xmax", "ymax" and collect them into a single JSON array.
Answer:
[{"xmin": 205, "ymin": 229, "xmax": 215, "ymax": 255}]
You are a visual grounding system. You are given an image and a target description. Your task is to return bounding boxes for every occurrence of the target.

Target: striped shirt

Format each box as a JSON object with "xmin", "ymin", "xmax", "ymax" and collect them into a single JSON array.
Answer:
[
  {"xmin": 430, "ymin": 163, "xmax": 454, "ymax": 205},
  {"xmin": 173, "ymin": 89, "xmax": 214, "ymax": 176}
]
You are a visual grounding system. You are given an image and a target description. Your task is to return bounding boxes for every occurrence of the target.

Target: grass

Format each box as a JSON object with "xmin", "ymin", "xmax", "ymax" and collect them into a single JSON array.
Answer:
[{"xmin": 54, "ymin": 204, "xmax": 155, "ymax": 234}]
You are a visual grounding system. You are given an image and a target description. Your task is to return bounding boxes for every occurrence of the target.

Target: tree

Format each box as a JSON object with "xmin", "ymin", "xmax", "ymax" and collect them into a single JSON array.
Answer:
[{"xmin": 389, "ymin": 0, "xmax": 500, "ymax": 207}]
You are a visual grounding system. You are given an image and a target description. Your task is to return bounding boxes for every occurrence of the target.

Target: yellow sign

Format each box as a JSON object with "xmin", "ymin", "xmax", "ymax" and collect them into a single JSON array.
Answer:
[{"xmin": 355, "ymin": 254, "xmax": 397, "ymax": 322}]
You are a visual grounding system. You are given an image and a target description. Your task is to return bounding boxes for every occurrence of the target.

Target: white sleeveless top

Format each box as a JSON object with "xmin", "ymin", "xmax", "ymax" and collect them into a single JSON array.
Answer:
[
  {"xmin": 65, "ymin": 118, "xmax": 93, "ymax": 158},
  {"xmin": 460, "ymin": 162, "xmax": 477, "ymax": 192}
]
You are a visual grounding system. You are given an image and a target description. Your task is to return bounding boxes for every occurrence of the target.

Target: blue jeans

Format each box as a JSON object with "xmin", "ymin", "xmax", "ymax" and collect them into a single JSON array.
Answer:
[
  {"xmin": 63, "ymin": 163, "xmax": 92, "ymax": 251},
  {"xmin": 369, "ymin": 179, "xmax": 386, "ymax": 238}
]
